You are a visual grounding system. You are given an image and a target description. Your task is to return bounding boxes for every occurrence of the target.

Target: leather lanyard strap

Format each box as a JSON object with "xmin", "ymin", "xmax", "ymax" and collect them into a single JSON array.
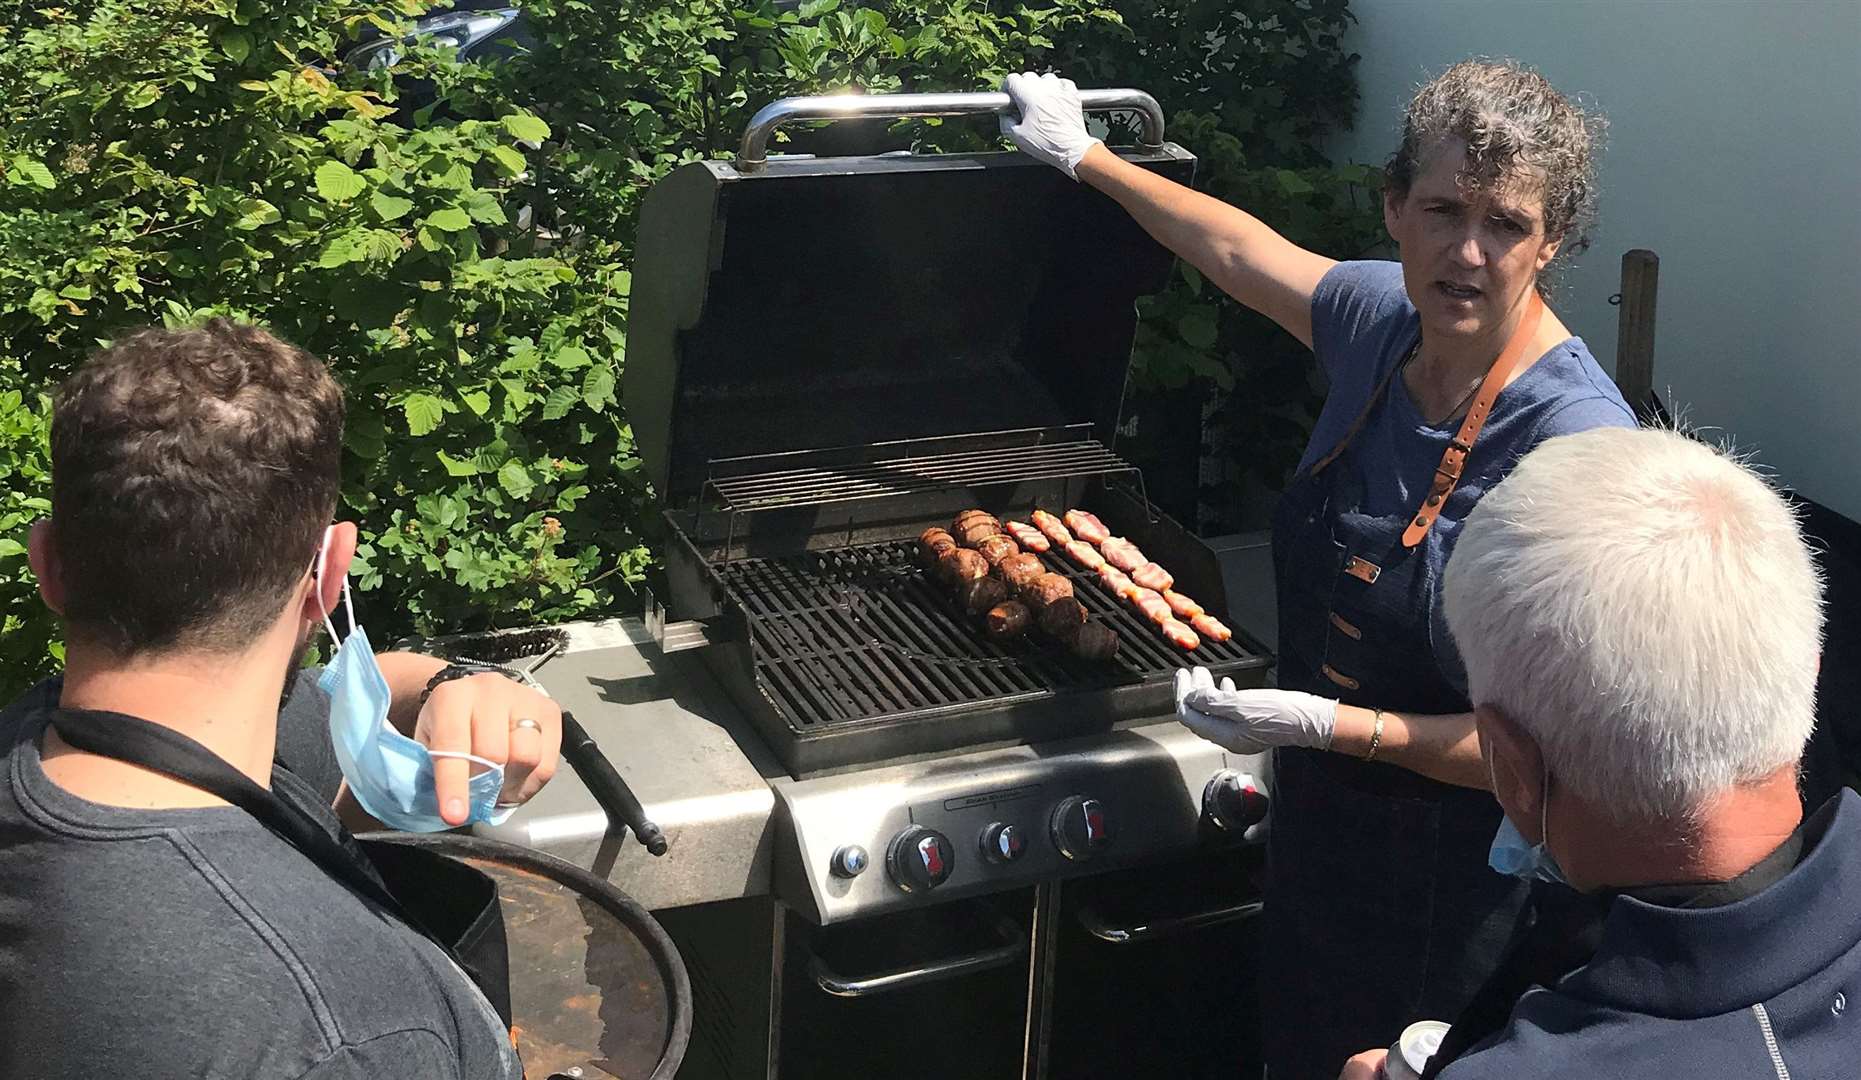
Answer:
[
  {"xmin": 1309, "ymin": 346, "xmax": 1412, "ymax": 478},
  {"xmin": 1400, "ymin": 291, "xmax": 1543, "ymax": 547}
]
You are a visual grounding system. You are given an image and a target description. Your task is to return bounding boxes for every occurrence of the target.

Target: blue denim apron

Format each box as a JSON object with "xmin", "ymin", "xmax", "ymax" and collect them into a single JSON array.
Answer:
[{"xmin": 1261, "ymin": 304, "xmax": 1543, "ymax": 1079}]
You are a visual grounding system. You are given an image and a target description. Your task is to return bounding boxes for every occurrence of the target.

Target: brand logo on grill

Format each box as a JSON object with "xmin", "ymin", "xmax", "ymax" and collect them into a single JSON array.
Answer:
[{"xmin": 917, "ymin": 835, "xmax": 945, "ymax": 876}]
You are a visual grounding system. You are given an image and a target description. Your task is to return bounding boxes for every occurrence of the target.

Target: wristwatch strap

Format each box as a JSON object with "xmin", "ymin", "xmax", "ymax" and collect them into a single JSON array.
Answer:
[{"xmin": 420, "ymin": 661, "xmax": 523, "ymax": 703}]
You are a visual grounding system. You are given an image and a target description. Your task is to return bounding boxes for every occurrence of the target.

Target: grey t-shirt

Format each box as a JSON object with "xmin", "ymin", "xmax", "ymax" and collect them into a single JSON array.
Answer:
[{"xmin": 0, "ymin": 673, "xmax": 521, "ymax": 1080}]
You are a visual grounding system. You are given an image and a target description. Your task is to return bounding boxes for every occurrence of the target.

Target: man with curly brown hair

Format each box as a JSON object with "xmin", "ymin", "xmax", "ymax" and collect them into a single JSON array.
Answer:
[{"xmin": 0, "ymin": 320, "xmax": 557, "ymax": 1078}]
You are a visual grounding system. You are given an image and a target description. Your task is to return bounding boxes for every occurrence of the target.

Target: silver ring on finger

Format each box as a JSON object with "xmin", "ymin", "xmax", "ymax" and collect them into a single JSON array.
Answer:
[{"xmin": 512, "ymin": 716, "xmax": 543, "ymax": 734}]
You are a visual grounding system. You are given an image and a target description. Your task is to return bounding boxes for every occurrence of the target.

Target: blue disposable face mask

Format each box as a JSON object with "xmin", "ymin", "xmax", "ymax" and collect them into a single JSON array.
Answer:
[
  {"xmin": 1487, "ymin": 756, "xmax": 1569, "ymax": 886},
  {"xmin": 313, "ymin": 531, "xmax": 514, "ymax": 832}
]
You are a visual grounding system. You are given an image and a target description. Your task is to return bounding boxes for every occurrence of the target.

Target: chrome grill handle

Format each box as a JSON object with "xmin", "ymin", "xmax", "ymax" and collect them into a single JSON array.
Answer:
[{"xmin": 737, "ymin": 88, "xmax": 1166, "ymax": 170}]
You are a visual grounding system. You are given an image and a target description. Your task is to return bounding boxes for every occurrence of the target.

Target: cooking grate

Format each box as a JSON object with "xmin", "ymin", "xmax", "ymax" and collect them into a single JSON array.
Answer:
[
  {"xmin": 715, "ymin": 538, "xmax": 1262, "ymax": 733},
  {"xmin": 701, "ymin": 426, "xmax": 1143, "ymax": 515}
]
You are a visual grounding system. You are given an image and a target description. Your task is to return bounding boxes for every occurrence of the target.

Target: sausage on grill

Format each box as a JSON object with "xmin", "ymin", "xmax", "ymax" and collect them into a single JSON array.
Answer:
[
  {"xmin": 1097, "ymin": 563, "xmax": 1134, "ymax": 595},
  {"xmin": 1100, "ymin": 537, "xmax": 1147, "ymax": 573},
  {"xmin": 1162, "ymin": 590, "xmax": 1204, "ymax": 620},
  {"xmin": 1038, "ymin": 596, "xmax": 1088, "ymax": 638},
  {"xmin": 997, "ymin": 552, "xmax": 1046, "ymax": 592},
  {"xmin": 959, "ymin": 575, "xmax": 1009, "ymax": 616},
  {"xmin": 1030, "ymin": 509, "xmax": 1073, "ymax": 546},
  {"xmin": 1159, "ymin": 618, "xmax": 1201, "ymax": 651},
  {"xmin": 919, "ymin": 527, "xmax": 959, "ymax": 565},
  {"xmin": 1023, "ymin": 572, "xmax": 1075, "ymax": 611},
  {"xmin": 959, "ymin": 522, "xmax": 1005, "ymax": 549},
  {"xmin": 974, "ymin": 533, "xmax": 1020, "ymax": 567},
  {"xmin": 937, "ymin": 547, "xmax": 990, "ymax": 587},
  {"xmin": 986, "ymin": 601, "xmax": 1032, "ymax": 640},
  {"xmin": 953, "ymin": 510, "xmax": 1001, "ymax": 534},
  {"xmin": 1004, "ymin": 520, "xmax": 1050, "ymax": 553},
  {"xmin": 1131, "ymin": 562, "xmax": 1175, "ymax": 593},
  {"xmin": 1189, "ymin": 613, "xmax": 1233, "ymax": 643},
  {"xmin": 1064, "ymin": 509, "xmax": 1110, "ymax": 545},
  {"xmin": 1067, "ymin": 620, "xmax": 1119, "ymax": 661},
  {"xmin": 1130, "ymin": 587, "xmax": 1172, "ymax": 626},
  {"xmin": 1063, "ymin": 540, "xmax": 1106, "ymax": 570}
]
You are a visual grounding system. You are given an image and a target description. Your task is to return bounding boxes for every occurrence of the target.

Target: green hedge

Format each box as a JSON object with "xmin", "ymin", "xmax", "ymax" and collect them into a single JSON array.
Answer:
[{"xmin": 0, "ymin": 0, "xmax": 1376, "ymax": 698}]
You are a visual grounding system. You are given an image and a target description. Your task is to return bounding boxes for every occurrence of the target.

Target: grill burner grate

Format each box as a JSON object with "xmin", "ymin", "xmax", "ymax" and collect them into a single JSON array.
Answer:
[
  {"xmin": 716, "ymin": 538, "xmax": 1261, "ymax": 734},
  {"xmin": 696, "ymin": 430, "xmax": 1150, "ymax": 562}
]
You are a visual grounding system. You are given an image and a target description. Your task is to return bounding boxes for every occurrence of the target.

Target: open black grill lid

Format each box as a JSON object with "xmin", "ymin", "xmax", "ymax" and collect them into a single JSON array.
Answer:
[{"xmin": 625, "ymin": 90, "xmax": 1197, "ymax": 506}]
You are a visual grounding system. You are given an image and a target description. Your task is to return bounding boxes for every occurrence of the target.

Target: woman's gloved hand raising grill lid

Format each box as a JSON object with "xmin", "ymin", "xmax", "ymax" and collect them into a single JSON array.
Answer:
[{"xmin": 998, "ymin": 71, "xmax": 1102, "ymax": 180}]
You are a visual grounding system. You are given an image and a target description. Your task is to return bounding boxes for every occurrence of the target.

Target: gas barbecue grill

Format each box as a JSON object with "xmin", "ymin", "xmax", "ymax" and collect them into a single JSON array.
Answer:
[{"xmin": 627, "ymin": 90, "xmax": 1271, "ymax": 777}]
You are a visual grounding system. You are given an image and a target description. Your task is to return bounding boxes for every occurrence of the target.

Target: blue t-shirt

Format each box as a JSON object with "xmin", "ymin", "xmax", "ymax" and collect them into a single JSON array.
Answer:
[
  {"xmin": 1298, "ymin": 262, "xmax": 1635, "ymax": 693},
  {"xmin": 1302, "ymin": 261, "xmax": 1635, "ymax": 516}
]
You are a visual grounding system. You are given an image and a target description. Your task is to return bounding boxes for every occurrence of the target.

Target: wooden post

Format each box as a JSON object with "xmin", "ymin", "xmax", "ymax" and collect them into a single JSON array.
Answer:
[{"xmin": 1615, "ymin": 249, "xmax": 1659, "ymax": 415}]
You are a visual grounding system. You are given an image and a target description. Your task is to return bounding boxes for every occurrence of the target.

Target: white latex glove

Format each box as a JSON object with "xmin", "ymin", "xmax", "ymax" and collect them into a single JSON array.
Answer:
[
  {"xmin": 1173, "ymin": 666, "xmax": 1338, "ymax": 755},
  {"xmin": 999, "ymin": 71, "xmax": 1102, "ymax": 180}
]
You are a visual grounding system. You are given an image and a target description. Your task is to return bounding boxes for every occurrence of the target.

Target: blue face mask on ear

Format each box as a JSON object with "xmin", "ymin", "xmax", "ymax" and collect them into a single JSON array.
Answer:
[
  {"xmin": 1487, "ymin": 757, "xmax": 1569, "ymax": 886},
  {"xmin": 313, "ymin": 531, "xmax": 514, "ymax": 833}
]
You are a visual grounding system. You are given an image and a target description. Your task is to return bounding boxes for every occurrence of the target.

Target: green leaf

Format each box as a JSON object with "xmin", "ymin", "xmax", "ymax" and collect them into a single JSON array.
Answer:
[
  {"xmin": 10, "ymin": 156, "xmax": 55, "ymax": 190},
  {"xmin": 501, "ymin": 112, "xmax": 552, "ymax": 144},
  {"xmin": 423, "ymin": 207, "xmax": 473, "ymax": 232},
  {"xmin": 460, "ymin": 191, "xmax": 508, "ymax": 225},
  {"xmin": 1177, "ymin": 306, "xmax": 1219, "ymax": 349},
  {"xmin": 330, "ymin": 277, "xmax": 405, "ymax": 329},
  {"xmin": 497, "ymin": 459, "xmax": 535, "ymax": 499},
  {"xmin": 220, "ymin": 31, "xmax": 251, "ymax": 63},
  {"xmin": 122, "ymin": 82, "xmax": 160, "ymax": 110},
  {"xmin": 343, "ymin": 410, "xmax": 386, "ymax": 459},
  {"xmin": 1275, "ymin": 168, "xmax": 1315, "ymax": 196},
  {"xmin": 541, "ymin": 384, "xmax": 580, "ymax": 420},
  {"xmin": 472, "ymin": 439, "xmax": 512, "ymax": 473},
  {"xmin": 370, "ymin": 191, "xmax": 414, "ymax": 222},
  {"xmin": 437, "ymin": 450, "xmax": 480, "ymax": 476},
  {"xmin": 459, "ymin": 388, "xmax": 491, "ymax": 416},
  {"xmin": 548, "ymin": 345, "xmax": 591, "ymax": 370},
  {"xmin": 232, "ymin": 198, "xmax": 280, "ymax": 230},
  {"xmin": 488, "ymin": 145, "xmax": 526, "ymax": 176},
  {"xmin": 315, "ymin": 160, "xmax": 366, "ymax": 202},
  {"xmin": 403, "ymin": 393, "xmax": 446, "ymax": 436},
  {"xmin": 317, "ymin": 228, "xmax": 400, "ymax": 267},
  {"xmin": 798, "ymin": 0, "xmax": 840, "ymax": 18},
  {"xmin": 582, "ymin": 365, "xmax": 616, "ymax": 411},
  {"xmin": 0, "ymin": 539, "xmax": 25, "ymax": 558}
]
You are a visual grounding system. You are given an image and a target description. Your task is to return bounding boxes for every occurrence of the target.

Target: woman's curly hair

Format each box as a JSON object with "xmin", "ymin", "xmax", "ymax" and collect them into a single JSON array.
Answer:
[{"xmin": 1385, "ymin": 59, "xmax": 1606, "ymax": 258}]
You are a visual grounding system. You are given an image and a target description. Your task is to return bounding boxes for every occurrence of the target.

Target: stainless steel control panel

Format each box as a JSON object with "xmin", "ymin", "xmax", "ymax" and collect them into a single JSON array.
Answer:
[{"xmin": 771, "ymin": 720, "xmax": 1271, "ymax": 924}]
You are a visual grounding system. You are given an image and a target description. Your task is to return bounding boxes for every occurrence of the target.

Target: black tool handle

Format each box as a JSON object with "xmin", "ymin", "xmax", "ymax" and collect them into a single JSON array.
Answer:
[{"xmin": 559, "ymin": 709, "xmax": 669, "ymax": 856}]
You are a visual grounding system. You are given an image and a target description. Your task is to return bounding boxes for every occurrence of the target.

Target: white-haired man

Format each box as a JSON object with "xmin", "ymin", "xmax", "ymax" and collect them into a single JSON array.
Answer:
[{"xmin": 1309, "ymin": 427, "xmax": 1857, "ymax": 1078}]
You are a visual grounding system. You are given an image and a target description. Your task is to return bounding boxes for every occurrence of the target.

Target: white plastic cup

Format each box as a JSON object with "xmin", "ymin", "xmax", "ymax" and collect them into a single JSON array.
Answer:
[{"xmin": 1378, "ymin": 1020, "xmax": 1450, "ymax": 1080}]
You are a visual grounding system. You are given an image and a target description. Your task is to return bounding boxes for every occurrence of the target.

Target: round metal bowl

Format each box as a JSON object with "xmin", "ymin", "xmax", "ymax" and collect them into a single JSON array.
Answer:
[{"xmin": 366, "ymin": 832, "xmax": 692, "ymax": 1080}]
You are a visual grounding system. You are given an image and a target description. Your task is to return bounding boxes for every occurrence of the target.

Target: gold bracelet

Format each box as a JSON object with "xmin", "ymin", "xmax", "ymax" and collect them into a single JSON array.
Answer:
[{"xmin": 1364, "ymin": 709, "xmax": 1385, "ymax": 762}]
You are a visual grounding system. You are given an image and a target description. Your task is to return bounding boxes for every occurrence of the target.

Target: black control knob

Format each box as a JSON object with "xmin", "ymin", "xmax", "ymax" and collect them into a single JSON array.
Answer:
[
  {"xmin": 979, "ymin": 822, "xmax": 1027, "ymax": 865},
  {"xmin": 1049, "ymin": 796, "xmax": 1111, "ymax": 861},
  {"xmin": 1203, "ymin": 771, "xmax": 1269, "ymax": 832},
  {"xmin": 885, "ymin": 826, "xmax": 955, "ymax": 893}
]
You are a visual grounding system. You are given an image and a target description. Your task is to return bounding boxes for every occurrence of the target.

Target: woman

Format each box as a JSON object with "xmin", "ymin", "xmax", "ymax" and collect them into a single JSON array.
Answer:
[{"xmin": 1002, "ymin": 62, "xmax": 1635, "ymax": 1077}]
